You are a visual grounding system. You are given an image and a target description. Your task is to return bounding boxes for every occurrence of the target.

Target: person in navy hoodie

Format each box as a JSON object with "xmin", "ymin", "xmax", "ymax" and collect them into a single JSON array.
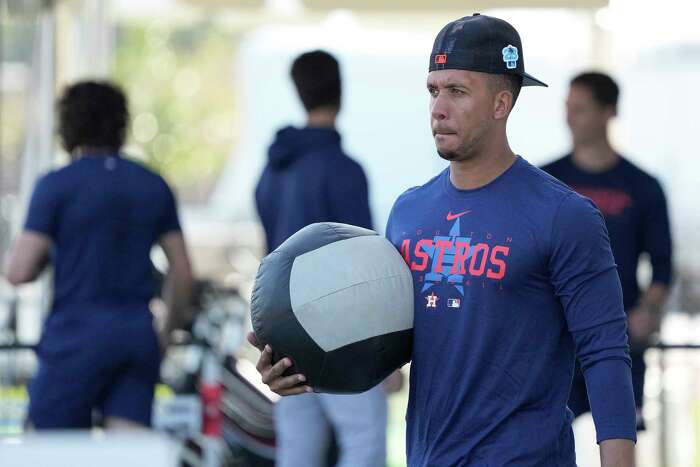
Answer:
[
  {"xmin": 250, "ymin": 16, "xmax": 637, "ymax": 467},
  {"xmin": 3, "ymin": 81, "xmax": 193, "ymax": 429},
  {"xmin": 253, "ymin": 50, "xmax": 390, "ymax": 467}
]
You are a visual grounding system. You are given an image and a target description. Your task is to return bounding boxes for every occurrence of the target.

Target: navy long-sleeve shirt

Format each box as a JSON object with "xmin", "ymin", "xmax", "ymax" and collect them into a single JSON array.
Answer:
[
  {"xmin": 541, "ymin": 154, "xmax": 673, "ymax": 310},
  {"xmin": 255, "ymin": 126, "xmax": 372, "ymax": 252},
  {"xmin": 385, "ymin": 156, "xmax": 636, "ymax": 466}
]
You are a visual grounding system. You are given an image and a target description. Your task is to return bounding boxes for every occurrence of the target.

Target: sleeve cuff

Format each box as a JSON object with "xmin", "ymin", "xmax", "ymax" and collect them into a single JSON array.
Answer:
[
  {"xmin": 596, "ymin": 425, "xmax": 637, "ymax": 444},
  {"xmin": 23, "ymin": 223, "xmax": 52, "ymax": 237},
  {"xmin": 650, "ymin": 275, "xmax": 672, "ymax": 286}
]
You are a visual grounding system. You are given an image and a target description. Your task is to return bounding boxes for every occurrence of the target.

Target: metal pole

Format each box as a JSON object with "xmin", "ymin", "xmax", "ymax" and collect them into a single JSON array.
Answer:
[
  {"xmin": 0, "ymin": 1, "xmax": 6, "ymax": 265},
  {"xmin": 659, "ymin": 347, "xmax": 667, "ymax": 467},
  {"xmin": 652, "ymin": 343, "xmax": 700, "ymax": 467}
]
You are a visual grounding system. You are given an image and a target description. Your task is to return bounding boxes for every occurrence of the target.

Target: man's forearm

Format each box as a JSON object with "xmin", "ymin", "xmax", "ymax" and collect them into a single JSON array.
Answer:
[
  {"xmin": 3, "ymin": 232, "xmax": 51, "ymax": 285},
  {"xmin": 162, "ymin": 272, "xmax": 192, "ymax": 335},
  {"xmin": 600, "ymin": 439, "xmax": 635, "ymax": 467},
  {"xmin": 158, "ymin": 231, "xmax": 194, "ymax": 337}
]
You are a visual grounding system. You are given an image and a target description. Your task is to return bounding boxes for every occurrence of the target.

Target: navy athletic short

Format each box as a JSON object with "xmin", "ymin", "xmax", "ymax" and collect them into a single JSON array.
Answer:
[{"xmin": 28, "ymin": 307, "xmax": 161, "ymax": 428}]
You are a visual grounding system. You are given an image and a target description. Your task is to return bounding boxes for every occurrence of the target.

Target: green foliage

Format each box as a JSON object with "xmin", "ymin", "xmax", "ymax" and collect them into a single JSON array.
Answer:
[{"xmin": 113, "ymin": 20, "xmax": 238, "ymax": 201}]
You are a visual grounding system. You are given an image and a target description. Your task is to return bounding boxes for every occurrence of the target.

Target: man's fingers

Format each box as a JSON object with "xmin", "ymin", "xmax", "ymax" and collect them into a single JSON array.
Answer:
[
  {"xmin": 277, "ymin": 385, "xmax": 313, "ymax": 396},
  {"xmin": 256, "ymin": 345, "xmax": 273, "ymax": 373},
  {"xmin": 269, "ymin": 373, "xmax": 308, "ymax": 392},
  {"xmin": 261, "ymin": 355, "xmax": 292, "ymax": 384},
  {"xmin": 252, "ymin": 346, "xmax": 310, "ymax": 395}
]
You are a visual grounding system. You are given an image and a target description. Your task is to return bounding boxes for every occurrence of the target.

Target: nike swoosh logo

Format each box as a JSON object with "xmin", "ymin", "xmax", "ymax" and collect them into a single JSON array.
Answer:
[{"xmin": 446, "ymin": 210, "xmax": 471, "ymax": 221}]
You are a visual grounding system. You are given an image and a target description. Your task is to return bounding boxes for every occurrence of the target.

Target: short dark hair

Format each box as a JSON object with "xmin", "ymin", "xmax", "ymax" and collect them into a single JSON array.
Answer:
[
  {"xmin": 57, "ymin": 81, "xmax": 129, "ymax": 153},
  {"xmin": 570, "ymin": 72, "xmax": 619, "ymax": 108},
  {"xmin": 290, "ymin": 50, "xmax": 341, "ymax": 112},
  {"xmin": 490, "ymin": 74, "xmax": 522, "ymax": 109}
]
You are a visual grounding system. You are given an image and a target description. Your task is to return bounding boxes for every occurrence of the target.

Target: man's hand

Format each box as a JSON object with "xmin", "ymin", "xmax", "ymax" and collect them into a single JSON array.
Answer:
[
  {"xmin": 246, "ymin": 332, "xmax": 312, "ymax": 396},
  {"xmin": 627, "ymin": 306, "xmax": 659, "ymax": 346},
  {"xmin": 628, "ymin": 282, "xmax": 668, "ymax": 347},
  {"xmin": 600, "ymin": 439, "xmax": 635, "ymax": 467}
]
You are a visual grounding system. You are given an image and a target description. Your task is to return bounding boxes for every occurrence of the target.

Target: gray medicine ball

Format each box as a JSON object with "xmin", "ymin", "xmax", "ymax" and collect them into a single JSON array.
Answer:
[{"xmin": 250, "ymin": 222, "xmax": 414, "ymax": 393}]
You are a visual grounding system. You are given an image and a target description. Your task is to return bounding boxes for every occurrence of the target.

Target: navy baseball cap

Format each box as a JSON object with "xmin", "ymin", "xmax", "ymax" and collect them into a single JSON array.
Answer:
[{"xmin": 430, "ymin": 13, "xmax": 547, "ymax": 87}]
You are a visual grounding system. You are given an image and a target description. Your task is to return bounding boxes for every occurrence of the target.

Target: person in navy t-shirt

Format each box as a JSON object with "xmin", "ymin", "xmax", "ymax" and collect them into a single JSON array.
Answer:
[
  {"xmin": 250, "ymin": 15, "xmax": 637, "ymax": 466},
  {"xmin": 3, "ymin": 81, "xmax": 194, "ymax": 429},
  {"xmin": 542, "ymin": 72, "xmax": 673, "ymax": 431}
]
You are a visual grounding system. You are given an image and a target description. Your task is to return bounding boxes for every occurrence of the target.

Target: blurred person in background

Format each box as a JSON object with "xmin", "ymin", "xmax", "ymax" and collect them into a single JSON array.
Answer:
[
  {"xmin": 254, "ymin": 50, "xmax": 398, "ymax": 467},
  {"xmin": 542, "ymin": 71, "xmax": 673, "ymax": 431},
  {"xmin": 3, "ymin": 81, "xmax": 194, "ymax": 429}
]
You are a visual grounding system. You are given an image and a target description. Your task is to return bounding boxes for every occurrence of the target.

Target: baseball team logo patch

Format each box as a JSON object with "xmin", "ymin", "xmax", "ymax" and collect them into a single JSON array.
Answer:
[
  {"xmin": 426, "ymin": 292, "xmax": 439, "ymax": 308},
  {"xmin": 502, "ymin": 45, "xmax": 519, "ymax": 69}
]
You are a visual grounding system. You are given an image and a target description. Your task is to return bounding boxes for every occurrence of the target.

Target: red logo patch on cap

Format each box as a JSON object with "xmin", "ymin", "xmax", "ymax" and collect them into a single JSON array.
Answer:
[{"xmin": 435, "ymin": 54, "xmax": 447, "ymax": 65}]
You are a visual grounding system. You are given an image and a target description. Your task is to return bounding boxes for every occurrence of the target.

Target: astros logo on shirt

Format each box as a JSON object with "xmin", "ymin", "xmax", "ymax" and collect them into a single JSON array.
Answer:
[{"xmin": 399, "ymin": 211, "xmax": 512, "ymax": 300}]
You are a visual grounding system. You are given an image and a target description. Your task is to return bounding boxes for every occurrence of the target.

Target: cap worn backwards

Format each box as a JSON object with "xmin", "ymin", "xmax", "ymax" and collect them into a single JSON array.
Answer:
[{"xmin": 429, "ymin": 13, "xmax": 547, "ymax": 87}]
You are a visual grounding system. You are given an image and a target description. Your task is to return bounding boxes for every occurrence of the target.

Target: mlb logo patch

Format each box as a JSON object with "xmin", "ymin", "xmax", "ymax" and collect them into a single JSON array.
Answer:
[
  {"xmin": 447, "ymin": 298, "xmax": 461, "ymax": 308},
  {"xmin": 435, "ymin": 54, "xmax": 447, "ymax": 65}
]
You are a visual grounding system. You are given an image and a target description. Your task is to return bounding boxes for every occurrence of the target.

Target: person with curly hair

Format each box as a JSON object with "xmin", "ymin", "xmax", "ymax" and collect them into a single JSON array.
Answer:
[{"xmin": 3, "ymin": 81, "xmax": 193, "ymax": 429}]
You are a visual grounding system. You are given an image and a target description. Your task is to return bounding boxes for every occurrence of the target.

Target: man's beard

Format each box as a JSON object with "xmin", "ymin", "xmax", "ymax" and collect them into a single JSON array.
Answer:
[{"xmin": 436, "ymin": 126, "xmax": 487, "ymax": 162}]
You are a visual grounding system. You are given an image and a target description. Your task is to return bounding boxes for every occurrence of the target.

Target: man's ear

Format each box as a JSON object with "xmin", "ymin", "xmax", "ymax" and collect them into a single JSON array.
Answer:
[
  {"xmin": 494, "ymin": 89, "xmax": 513, "ymax": 120},
  {"xmin": 599, "ymin": 104, "xmax": 616, "ymax": 126}
]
